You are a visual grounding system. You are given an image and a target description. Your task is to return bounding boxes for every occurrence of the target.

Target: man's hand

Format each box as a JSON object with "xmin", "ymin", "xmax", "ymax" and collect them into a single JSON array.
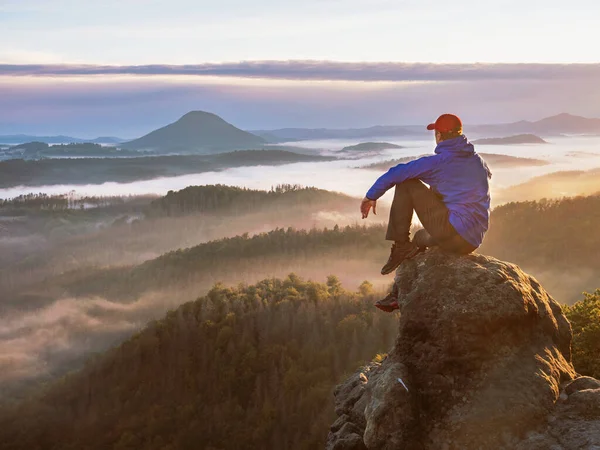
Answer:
[{"xmin": 360, "ymin": 197, "xmax": 377, "ymax": 219}]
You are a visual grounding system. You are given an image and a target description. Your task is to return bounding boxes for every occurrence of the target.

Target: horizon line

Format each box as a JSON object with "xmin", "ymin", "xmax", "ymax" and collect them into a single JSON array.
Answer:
[{"xmin": 0, "ymin": 112, "xmax": 596, "ymax": 140}]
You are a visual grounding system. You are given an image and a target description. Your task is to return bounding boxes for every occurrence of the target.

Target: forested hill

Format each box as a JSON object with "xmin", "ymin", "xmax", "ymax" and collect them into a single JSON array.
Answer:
[
  {"xmin": 145, "ymin": 194, "xmax": 600, "ymax": 298},
  {"xmin": 148, "ymin": 184, "xmax": 354, "ymax": 216},
  {"xmin": 2, "ymin": 261, "xmax": 598, "ymax": 450},
  {"xmin": 481, "ymin": 194, "xmax": 600, "ymax": 302},
  {"xmin": 481, "ymin": 194, "xmax": 600, "ymax": 269},
  {"xmin": 0, "ymin": 185, "xmax": 362, "ymax": 299},
  {"xmin": 3, "ymin": 142, "xmax": 140, "ymax": 159},
  {"xmin": 32, "ymin": 194, "xmax": 600, "ymax": 303},
  {"xmin": 0, "ymin": 277, "xmax": 397, "ymax": 450},
  {"xmin": 60, "ymin": 225, "xmax": 389, "ymax": 300},
  {"xmin": 2, "ymin": 195, "xmax": 600, "ymax": 449}
]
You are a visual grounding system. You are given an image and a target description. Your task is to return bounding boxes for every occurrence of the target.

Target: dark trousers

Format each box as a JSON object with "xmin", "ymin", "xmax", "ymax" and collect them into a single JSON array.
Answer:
[{"xmin": 386, "ymin": 180, "xmax": 477, "ymax": 255}]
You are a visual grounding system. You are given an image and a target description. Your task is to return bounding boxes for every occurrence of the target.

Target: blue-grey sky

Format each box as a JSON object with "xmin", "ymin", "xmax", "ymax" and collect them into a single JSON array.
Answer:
[{"xmin": 1, "ymin": 0, "xmax": 600, "ymax": 136}]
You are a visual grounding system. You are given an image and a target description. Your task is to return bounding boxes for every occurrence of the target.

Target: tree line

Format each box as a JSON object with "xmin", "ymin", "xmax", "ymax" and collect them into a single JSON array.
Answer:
[
  {"xmin": 0, "ymin": 192, "xmax": 130, "ymax": 210},
  {"xmin": 0, "ymin": 275, "xmax": 395, "ymax": 450},
  {"xmin": 481, "ymin": 195, "xmax": 600, "ymax": 270},
  {"xmin": 147, "ymin": 184, "xmax": 349, "ymax": 217}
]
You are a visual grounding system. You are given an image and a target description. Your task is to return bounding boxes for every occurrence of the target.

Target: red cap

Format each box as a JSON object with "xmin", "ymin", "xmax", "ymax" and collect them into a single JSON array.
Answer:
[{"xmin": 426, "ymin": 114, "xmax": 463, "ymax": 133}]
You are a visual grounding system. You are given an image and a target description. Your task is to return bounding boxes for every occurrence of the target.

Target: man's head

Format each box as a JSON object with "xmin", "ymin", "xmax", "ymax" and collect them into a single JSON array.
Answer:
[{"xmin": 427, "ymin": 114, "xmax": 463, "ymax": 144}]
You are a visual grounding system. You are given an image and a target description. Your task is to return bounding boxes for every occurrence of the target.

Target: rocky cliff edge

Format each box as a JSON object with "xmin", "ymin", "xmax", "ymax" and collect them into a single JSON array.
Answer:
[{"xmin": 327, "ymin": 250, "xmax": 600, "ymax": 450}]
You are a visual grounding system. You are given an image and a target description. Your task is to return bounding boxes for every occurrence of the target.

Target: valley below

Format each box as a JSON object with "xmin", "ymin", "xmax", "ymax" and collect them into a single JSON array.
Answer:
[{"xmin": 2, "ymin": 113, "xmax": 600, "ymax": 449}]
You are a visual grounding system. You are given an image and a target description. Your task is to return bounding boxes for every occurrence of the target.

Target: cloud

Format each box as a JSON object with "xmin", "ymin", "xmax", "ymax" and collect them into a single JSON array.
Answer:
[
  {"xmin": 1, "ymin": 62, "xmax": 600, "ymax": 135},
  {"xmin": 2, "ymin": 61, "xmax": 600, "ymax": 82},
  {"xmin": 0, "ymin": 50, "xmax": 65, "ymax": 64},
  {"xmin": 0, "ymin": 293, "xmax": 176, "ymax": 387}
]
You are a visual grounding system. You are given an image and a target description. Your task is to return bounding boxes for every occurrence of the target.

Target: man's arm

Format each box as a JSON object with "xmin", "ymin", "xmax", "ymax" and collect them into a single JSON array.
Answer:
[{"xmin": 366, "ymin": 155, "xmax": 440, "ymax": 201}]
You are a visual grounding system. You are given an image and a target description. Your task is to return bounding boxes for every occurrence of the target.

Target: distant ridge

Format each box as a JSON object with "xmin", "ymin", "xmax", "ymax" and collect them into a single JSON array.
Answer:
[
  {"xmin": 0, "ymin": 135, "xmax": 125, "ymax": 145},
  {"xmin": 472, "ymin": 113, "xmax": 600, "ymax": 136},
  {"xmin": 472, "ymin": 134, "xmax": 547, "ymax": 145},
  {"xmin": 4, "ymin": 113, "xmax": 599, "ymax": 147},
  {"xmin": 121, "ymin": 111, "xmax": 266, "ymax": 153},
  {"xmin": 253, "ymin": 113, "xmax": 600, "ymax": 142}
]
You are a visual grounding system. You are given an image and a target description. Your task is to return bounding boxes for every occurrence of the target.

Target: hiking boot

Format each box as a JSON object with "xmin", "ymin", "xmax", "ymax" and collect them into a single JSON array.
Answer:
[
  {"xmin": 374, "ymin": 291, "xmax": 400, "ymax": 312},
  {"xmin": 381, "ymin": 241, "xmax": 420, "ymax": 275},
  {"xmin": 413, "ymin": 228, "xmax": 436, "ymax": 249}
]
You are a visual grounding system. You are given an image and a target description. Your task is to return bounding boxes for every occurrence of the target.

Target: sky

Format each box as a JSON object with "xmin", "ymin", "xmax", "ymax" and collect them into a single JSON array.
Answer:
[{"xmin": 1, "ymin": 0, "xmax": 600, "ymax": 136}]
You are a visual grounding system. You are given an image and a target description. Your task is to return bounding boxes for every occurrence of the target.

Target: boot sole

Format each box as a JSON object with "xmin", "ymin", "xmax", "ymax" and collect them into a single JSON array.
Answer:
[
  {"xmin": 380, "ymin": 246, "xmax": 422, "ymax": 275},
  {"xmin": 375, "ymin": 302, "xmax": 399, "ymax": 313}
]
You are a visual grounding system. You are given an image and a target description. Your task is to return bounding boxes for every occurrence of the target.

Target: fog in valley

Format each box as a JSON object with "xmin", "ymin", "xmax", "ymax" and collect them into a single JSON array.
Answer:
[
  {"xmin": 3, "ymin": 135, "xmax": 600, "ymax": 200},
  {"xmin": 2, "ymin": 124, "xmax": 600, "ymax": 409}
]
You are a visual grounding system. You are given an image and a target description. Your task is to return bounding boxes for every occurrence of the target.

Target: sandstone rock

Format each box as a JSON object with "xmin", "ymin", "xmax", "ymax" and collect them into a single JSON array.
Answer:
[
  {"xmin": 566, "ymin": 388, "xmax": 600, "ymax": 417},
  {"xmin": 328, "ymin": 362, "xmax": 380, "ymax": 450},
  {"xmin": 327, "ymin": 431, "xmax": 367, "ymax": 450},
  {"xmin": 565, "ymin": 377, "xmax": 600, "ymax": 395},
  {"xmin": 516, "ymin": 387, "xmax": 600, "ymax": 449},
  {"xmin": 363, "ymin": 361, "xmax": 412, "ymax": 448},
  {"xmin": 326, "ymin": 249, "xmax": 591, "ymax": 450},
  {"xmin": 331, "ymin": 415, "xmax": 352, "ymax": 433}
]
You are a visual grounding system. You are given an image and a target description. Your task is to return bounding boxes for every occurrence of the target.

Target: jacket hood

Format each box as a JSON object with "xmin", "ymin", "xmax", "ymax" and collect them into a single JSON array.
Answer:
[{"xmin": 434, "ymin": 135, "xmax": 474, "ymax": 156}]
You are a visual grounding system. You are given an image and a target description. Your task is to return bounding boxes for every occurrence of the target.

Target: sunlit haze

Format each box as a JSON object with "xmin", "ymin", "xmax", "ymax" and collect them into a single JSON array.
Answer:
[{"xmin": 2, "ymin": 0, "xmax": 600, "ymax": 134}]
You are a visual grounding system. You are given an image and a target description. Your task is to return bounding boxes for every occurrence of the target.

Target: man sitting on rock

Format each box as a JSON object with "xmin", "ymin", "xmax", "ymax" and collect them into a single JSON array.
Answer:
[{"xmin": 360, "ymin": 114, "xmax": 491, "ymax": 311}]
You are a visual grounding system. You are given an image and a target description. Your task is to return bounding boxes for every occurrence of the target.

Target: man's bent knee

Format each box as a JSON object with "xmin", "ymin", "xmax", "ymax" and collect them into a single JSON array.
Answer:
[
  {"xmin": 397, "ymin": 179, "xmax": 425, "ymax": 188},
  {"xmin": 394, "ymin": 179, "xmax": 427, "ymax": 194}
]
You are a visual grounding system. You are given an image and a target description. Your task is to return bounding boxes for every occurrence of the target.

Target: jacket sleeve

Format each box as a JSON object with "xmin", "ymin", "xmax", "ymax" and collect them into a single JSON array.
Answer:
[{"xmin": 365, "ymin": 155, "xmax": 440, "ymax": 200}]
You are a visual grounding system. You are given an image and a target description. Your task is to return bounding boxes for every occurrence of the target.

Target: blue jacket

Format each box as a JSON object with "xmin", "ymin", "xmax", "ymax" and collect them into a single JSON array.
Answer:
[{"xmin": 366, "ymin": 135, "xmax": 491, "ymax": 247}]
